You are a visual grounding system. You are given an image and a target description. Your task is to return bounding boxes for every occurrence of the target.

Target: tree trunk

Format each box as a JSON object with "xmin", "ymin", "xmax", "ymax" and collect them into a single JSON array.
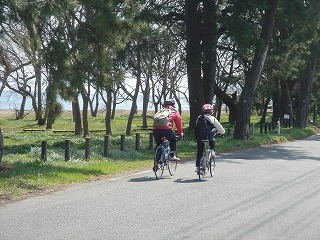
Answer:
[
  {"xmin": 111, "ymin": 90, "xmax": 117, "ymax": 120},
  {"xmin": 46, "ymin": 79, "xmax": 57, "ymax": 129},
  {"xmin": 214, "ymin": 86, "xmax": 237, "ymax": 124},
  {"xmin": 0, "ymin": 129, "xmax": 3, "ymax": 163},
  {"xmin": 185, "ymin": 0, "xmax": 203, "ymax": 130},
  {"xmin": 81, "ymin": 88, "xmax": 89, "ymax": 137},
  {"xmin": 105, "ymin": 85, "xmax": 112, "ymax": 135},
  {"xmin": 126, "ymin": 48, "xmax": 141, "ymax": 135},
  {"xmin": 295, "ymin": 41, "xmax": 319, "ymax": 128},
  {"xmin": 16, "ymin": 95, "xmax": 27, "ymax": 119},
  {"xmin": 260, "ymin": 97, "xmax": 271, "ymax": 124},
  {"xmin": 202, "ymin": 0, "xmax": 217, "ymax": 104},
  {"xmin": 272, "ymin": 78, "xmax": 281, "ymax": 123},
  {"xmin": 234, "ymin": 0, "xmax": 278, "ymax": 140},
  {"xmin": 280, "ymin": 79, "xmax": 294, "ymax": 125},
  {"xmin": 142, "ymin": 74, "xmax": 150, "ymax": 128},
  {"xmin": 34, "ymin": 63, "xmax": 45, "ymax": 125},
  {"xmin": 72, "ymin": 97, "xmax": 82, "ymax": 135}
]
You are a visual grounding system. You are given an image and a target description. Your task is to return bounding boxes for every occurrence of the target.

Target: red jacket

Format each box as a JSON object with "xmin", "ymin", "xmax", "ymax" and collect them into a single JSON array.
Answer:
[{"xmin": 153, "ymin": 105, "xmax": 183, "ymax": 135}]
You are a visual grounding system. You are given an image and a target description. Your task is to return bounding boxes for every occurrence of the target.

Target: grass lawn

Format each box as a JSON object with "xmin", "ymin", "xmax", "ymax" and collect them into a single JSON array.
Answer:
[{"xmin": 0, "ymin": 109, "xmax": 318, "ymax": 203}]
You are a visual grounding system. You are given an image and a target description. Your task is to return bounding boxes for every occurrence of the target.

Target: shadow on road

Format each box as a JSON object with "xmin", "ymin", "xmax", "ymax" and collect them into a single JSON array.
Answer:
[
  {"xmin": 174, "ymin": 178, "xmax": 203, "ymax": 183},
  {"xmin": 128, "ymin": 176, "xmax": 157, "ymax": 182},
  {"xmin": 128, "ymin": 175, "xmax": 173, "ymax": 182}
]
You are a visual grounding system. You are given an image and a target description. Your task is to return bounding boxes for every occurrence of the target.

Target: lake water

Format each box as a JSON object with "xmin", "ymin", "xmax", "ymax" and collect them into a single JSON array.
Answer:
[{"xmin": 0, "ymin": 90, "xmax": 189, "ymax": 111}]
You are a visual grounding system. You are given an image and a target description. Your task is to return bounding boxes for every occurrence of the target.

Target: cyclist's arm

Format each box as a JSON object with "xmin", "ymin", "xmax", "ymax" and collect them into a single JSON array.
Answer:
[
  {"xmin": 173, "ymin": 112, "xmax": 183, "ymax": 135},
  {"xmin": 206, "ymin": 115, "xmax": 225, "ymax": 135}
]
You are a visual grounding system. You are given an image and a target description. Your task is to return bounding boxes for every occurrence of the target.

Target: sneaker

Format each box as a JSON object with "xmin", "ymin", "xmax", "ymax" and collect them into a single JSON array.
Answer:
[
  {"xmin": 210, "ymin": 150, "xmax": 216, "ymax": 157},
  {"xmin": 169, "ymin": 155, "xmax": 180, "ymax": 161}
]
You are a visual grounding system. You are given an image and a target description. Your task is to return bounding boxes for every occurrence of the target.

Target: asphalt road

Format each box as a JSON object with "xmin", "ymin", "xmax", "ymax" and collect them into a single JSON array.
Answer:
[{"xmin": 1, "ymin": 134, "xmax": 320, "ymax": 240}]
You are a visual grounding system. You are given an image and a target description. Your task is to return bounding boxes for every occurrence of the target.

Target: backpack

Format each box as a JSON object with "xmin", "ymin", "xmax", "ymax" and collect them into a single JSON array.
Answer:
[
  {"xmin": 153, "ymin": 108, "xmax": 172, "ymax": 127},
  {"xmin": 195, "ymin": 114, "xmax": 211, "ymax": 140}
]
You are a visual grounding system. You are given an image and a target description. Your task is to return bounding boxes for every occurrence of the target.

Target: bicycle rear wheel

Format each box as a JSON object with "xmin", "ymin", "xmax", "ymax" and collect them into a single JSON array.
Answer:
[
  {"xmin": 198, "ymin": 157, "xmax": 205, "ymax": 181},
  {"xmin": 209, "ymin": 156, "xmax": 216, "ymax": 177},
  {"xmin": 154, "ymin": 146, "xmax": 164, "ymax": 179},
  {"xmin": 168, "ymin": 159, "xmax": 177, "ymax": 176}
]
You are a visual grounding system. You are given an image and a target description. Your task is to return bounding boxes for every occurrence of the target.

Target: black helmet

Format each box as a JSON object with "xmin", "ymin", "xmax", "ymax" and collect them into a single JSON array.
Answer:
[{"xmin": 163, "ymin": 99, "xmax": 175, "ymax": 107}]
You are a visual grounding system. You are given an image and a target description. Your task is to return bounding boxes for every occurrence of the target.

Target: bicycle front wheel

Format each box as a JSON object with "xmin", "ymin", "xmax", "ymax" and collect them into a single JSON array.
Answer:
[
  {"xmin": 154, "ymin": 146, "xmax": 164, "ymax": 179},
  {"xmin": 209, "ymin": 156, "xmax": 216, "ymax": 177}
]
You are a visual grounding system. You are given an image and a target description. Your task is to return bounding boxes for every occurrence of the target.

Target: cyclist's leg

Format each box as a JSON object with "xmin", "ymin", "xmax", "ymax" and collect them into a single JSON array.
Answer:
[
  {"xmin": 196, "ymin": 139, "xmax": 204, "ymax": 167},
  {"xmin": 165, "ymin": 130, "xmax": 179, "ymax": 159},
  {"xmin": 208, "ymin": 128, "xmax": 216, "ymax": 156},
  {"xmin": 152, "ymin": 130, "xmax": 162, "ymax": 173},
  {"xmin": 153, "ymin": 145, "xmax": 164, "ymax": 179},
  {"xmin": 153, "ymin": 129, "xmax": 163, "ymax": 146}
]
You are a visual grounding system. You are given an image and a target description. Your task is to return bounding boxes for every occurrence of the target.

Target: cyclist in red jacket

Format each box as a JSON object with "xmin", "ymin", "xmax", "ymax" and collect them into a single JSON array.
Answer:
[{"xmin": 153, "ymin": 99, "xmax": 183, "ymax": 161}]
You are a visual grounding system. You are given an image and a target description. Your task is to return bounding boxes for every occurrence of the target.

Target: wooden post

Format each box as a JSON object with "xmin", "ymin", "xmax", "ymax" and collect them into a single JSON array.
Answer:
[
  {"xmin": 41, "ymin": 140, "xmax": 47, "ymax": 162},
  {"xmin": 85, "ymin": 137, "xmax": 90, "ymax": 159},
  {"xmin": 135, "ymin": 133, "xmax": 140, "ymax": 151},
  {"xmin": 65, "ymin": 139, "xmax": 70, "ymax": 161},
  {"xmin": 120, "ymin": 135, "xmax": 125, "ymax": 151}
]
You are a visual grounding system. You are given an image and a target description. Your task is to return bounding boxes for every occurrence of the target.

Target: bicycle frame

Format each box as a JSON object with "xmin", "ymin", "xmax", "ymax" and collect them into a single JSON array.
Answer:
[
  {"xmin": 153, "ymin": 137, "xmax": 178, "ymax": 179},
  {"xmin": 198, "ymin": 139, "xmax": 216, "ymax": 181}
]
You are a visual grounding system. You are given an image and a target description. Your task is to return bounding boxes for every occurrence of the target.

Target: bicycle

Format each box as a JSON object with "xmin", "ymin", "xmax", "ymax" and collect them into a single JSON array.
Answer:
[
  {"xmin": 153, "ymin": 137, "xmax": 178, "ymax": 179},
  {"xmin": 197, "ymin": 139, "xmax": 216, "ymax": 181}
]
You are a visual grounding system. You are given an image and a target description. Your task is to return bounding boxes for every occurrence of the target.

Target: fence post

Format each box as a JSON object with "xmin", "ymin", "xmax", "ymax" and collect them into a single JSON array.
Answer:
[
  {"xmin": 135, "ymin": 133, "xmax": 140, "ymax": 151},
  {"xmin": 251, "ymin": 123, "xmax": 255, "ymax": 135},
  {"xmin": 104, "ymin": 135, "xmax": 109, "ymax": 157},
  {"xmin": 264, "ymin": 123, "xmax": 268, "ymax": 133},
  {"xmin": 149, "ymin": 132, "xmax": 153, "ymax": 150},
  {"xmin": 65, "ymin": 139, "xmax": 70, "ymax": 161},
  {"xmin": 260, "ymin": 123, "xmax": 263, "ymax": 134},
  {"xmin": 41, "ymin": 140, "xmax": 47, "ymax": 162},
  {"xmin": 277, "ymin": 119, "xmax": 281, "ymax": 134},
  {"xmin": 85, "ymin": 137, "xmax": 90, "ymax": 159},
  {"xmin": 120, "ymin": 135, "xmax": 125, "ymax": 151},
  {"xmin": 227, "ymin": 128, "xmax": 231, "ymax": 138}
]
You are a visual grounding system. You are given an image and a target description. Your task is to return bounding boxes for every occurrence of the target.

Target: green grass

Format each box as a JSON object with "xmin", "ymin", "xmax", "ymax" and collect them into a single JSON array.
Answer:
[{"xmin": 0, "ymin": 110, "xmax": 318, "ymax": 203}]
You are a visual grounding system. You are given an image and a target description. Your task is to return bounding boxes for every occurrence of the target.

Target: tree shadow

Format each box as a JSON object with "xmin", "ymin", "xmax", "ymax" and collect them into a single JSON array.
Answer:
[
  {"xmin": 220, "ymin": 143, "xmax": 320, "ymax": 162},
  {"xmin": 0, "ymin": 160, "xmax": 104, "ymax": 180}
]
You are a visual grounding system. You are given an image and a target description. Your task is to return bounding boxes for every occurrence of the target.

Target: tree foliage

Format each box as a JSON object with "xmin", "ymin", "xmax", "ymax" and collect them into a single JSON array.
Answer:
[{"xmin": 1, "ymin": 0, "xmax": 319, "ymax": 137}]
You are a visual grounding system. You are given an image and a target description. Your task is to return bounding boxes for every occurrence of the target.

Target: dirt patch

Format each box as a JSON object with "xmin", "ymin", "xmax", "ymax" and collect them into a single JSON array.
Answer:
[{"xmin": 0, "ymin": 109, "xmax": 16, "ymax": 117}]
